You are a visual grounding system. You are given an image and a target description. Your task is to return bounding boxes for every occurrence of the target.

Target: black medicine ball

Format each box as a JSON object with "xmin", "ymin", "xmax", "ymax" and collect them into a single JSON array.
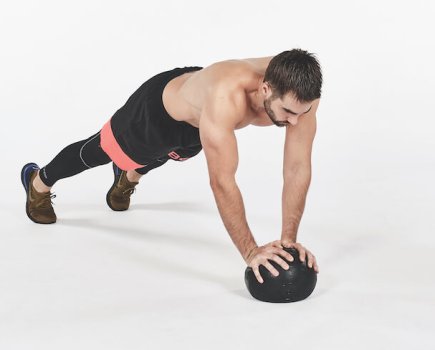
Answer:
[{"xmin": 244, "ymin": 247, "xmax": 317, "ymax": 303}]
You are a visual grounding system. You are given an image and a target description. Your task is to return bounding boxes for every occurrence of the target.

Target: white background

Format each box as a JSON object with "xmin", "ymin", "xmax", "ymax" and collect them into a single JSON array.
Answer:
[{"xmin": 1, "ymin": 0, "xmax": 434, "ymax": 349}]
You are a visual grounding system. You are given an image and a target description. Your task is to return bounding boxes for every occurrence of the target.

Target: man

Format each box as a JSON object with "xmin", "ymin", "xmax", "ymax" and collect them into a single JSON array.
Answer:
[{"xmin": 21, "ymin": 49, "xmax": 322, "ymax": 283}]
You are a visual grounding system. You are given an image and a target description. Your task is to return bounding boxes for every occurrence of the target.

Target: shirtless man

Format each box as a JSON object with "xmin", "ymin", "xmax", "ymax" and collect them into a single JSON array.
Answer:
[{"xmin": 21, "ymin": 49, "xmax": 322, "ymax": 283}]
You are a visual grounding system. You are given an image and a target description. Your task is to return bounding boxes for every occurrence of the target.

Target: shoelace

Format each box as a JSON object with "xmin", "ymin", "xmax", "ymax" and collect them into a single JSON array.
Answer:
[
  {"xmin": 122, "ymin": 188, "xmax": 136, "ymax": 196},
  {"xmin": 36, "ymin": 193, "xmax": 56, "ymax": 209}
]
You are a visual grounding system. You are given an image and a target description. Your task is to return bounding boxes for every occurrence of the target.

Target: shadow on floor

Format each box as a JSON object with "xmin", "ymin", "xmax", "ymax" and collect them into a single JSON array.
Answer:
[
  {"xmin": 58, "ymin": 215, "xmax": 248, "ymax": 297},
  {"xmin": 130, "ymin": 201, "xmax": 216, "ymax": 215}
]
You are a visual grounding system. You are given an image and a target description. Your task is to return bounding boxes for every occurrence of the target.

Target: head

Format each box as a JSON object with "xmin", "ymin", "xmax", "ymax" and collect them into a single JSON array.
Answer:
[{"xmin": 262, "ymin": 49, "xmax": 323, "ymax": 127}]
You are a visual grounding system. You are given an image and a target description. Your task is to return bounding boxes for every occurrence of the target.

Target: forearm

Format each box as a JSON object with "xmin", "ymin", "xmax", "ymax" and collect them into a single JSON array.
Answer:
[
  {"xmin": 281, "ymin": 168, "xmax": 311, "ymax": 243},
  {"xmin": 211, "ymin": 181, "xmax": 257, "ymax": 263}
]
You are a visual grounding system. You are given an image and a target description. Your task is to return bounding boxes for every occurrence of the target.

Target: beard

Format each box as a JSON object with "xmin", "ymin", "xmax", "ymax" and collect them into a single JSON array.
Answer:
[{"xmin": 264, "ymin": 97, "xmax": 288, "ymax": 128}]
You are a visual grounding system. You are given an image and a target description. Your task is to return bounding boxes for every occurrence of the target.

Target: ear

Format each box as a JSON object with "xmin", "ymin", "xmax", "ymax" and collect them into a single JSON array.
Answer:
[{"xmin": 262, "ymin": 82, "xmax": 272, "ymax": 97}]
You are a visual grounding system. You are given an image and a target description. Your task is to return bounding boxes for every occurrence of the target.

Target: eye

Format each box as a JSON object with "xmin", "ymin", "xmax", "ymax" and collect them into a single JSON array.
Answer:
[{"xmin": 282, "ymin": 108, "xmax": 296, "ymax": 115}]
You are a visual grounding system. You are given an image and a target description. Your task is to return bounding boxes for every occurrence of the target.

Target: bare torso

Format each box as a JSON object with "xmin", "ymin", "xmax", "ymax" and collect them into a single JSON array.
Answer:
[{"xmin": 162, "ymin": 57, "xmax": 275, "ymax": 130}]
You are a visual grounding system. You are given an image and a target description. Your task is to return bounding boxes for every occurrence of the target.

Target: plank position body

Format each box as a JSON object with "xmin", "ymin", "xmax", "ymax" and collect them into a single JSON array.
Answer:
[{"xmin": 21, "ymin": 49, "xmax": 322, "ymax": 283}]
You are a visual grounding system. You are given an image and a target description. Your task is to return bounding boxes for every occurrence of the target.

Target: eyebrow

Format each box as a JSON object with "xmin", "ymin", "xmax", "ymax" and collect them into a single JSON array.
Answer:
[{"xmin": 282, "ymin": 105, "xmax": 312, "ymax": 115}]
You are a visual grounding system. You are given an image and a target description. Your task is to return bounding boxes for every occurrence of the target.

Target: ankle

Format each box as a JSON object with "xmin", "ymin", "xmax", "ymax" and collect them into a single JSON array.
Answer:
[
  {"xmin": 33, "ymin": 171, "xmax": 52, "ymax": 193},
  {"xmin": 126, "ymin": 170, "xmax": 142, "ymax": 183}
]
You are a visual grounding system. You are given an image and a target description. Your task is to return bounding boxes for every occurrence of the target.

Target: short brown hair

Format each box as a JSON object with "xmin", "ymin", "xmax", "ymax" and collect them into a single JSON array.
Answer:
[{"xmin": 264, "ymin": 49, "xmax": 323, "ymax": 102}]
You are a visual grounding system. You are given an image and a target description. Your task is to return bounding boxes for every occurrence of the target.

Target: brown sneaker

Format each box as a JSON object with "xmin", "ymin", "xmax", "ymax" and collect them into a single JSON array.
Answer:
[
  {"xmin": 21, "ymin": 163, "xmax": 57, "ymax": 224},
  {"xmin": 106, "ymin": 162, "xmax": 139, "ymax": 211}
]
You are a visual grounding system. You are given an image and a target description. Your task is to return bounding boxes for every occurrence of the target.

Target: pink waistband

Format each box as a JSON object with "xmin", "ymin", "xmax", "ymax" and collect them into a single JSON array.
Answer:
[{"xmin": 100, "ymin": 119, "xmax": 144, "ymax": 171}]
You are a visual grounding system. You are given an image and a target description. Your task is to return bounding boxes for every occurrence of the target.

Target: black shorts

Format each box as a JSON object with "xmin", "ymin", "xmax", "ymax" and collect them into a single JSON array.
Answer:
[{"xmin": 101, "ymin": 66, "xmax": 203, "ymax": 170}]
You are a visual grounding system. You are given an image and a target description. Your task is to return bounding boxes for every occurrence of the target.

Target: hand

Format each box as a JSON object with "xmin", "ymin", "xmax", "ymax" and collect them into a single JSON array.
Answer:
[
  {"xmin": 246, "ymin": 240, "xmax": 294, "ymax": 284},
  {"xmin": 281, "ymin": 240, "xmax": 319, "ymax": 273}
]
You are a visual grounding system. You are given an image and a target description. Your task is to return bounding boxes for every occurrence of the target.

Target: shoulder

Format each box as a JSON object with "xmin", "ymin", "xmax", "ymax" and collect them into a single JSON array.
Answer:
[
  {"xmin": 200, "ymin": 87, "xmax": 246, "ymax": 130},
  {"xmin": 200, "ymin": 61, "xmax": 251, "ymax": 127}
]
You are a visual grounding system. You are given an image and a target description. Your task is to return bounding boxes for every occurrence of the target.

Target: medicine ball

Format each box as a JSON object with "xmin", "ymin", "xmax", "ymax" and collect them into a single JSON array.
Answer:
[{"xmin": 244, "ymin": 247, "xmax": 317, "ymax": 303}]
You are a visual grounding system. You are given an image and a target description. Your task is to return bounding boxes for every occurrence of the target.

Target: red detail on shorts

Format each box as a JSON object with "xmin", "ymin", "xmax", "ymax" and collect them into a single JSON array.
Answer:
[
  {"xmin": 168, "ymin": 151, "xmax": 180, "ymax": 160},
  {"xmin": 168, "ymin": 151, "xmax": 190, "ymax": 161},
  {"xmin": 100, "ymin": 119, "xmax": 144, "ymax": 171}
]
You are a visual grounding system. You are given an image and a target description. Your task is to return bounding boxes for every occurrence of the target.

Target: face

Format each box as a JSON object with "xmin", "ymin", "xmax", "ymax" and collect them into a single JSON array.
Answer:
[{"xmin": 263, "ymin": 84, "xmax": 313, "ymax": 128}]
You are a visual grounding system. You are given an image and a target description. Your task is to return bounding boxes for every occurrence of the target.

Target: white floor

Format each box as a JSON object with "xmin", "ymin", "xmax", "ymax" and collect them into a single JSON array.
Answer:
[
  {"xmin": 1, "ymin": 0, "xmax": 435, "ymax": 349},
  {"xmin": 2, "ymin": 131, "xmax": 434, "ymax": 349}
]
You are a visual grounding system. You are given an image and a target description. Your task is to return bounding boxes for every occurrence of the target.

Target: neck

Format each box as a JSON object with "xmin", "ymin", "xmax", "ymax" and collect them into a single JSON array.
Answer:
[{"xmin": 249, "ymin": 76, "xmax": 266, "ymax": 113}]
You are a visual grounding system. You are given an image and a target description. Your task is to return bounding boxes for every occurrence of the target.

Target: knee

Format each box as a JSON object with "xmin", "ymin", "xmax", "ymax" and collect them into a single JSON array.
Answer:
[{"xmin": 80, "ymin": 139, "xmax": 111, "ymax": 168}]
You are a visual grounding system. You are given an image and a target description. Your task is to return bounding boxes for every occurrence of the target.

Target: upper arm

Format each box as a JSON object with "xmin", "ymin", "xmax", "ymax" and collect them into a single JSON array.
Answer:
[
  {"xmin": 199, "ymin": 88, "xmax": 244, "ymax": 186},
  {"xmin": 283, "ymin": 99, "xmax": 320, "ymax": 176}
]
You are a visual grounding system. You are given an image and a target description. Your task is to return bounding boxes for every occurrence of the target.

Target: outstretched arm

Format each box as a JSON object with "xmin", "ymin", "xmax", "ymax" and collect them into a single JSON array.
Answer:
[
  {"xmin": 281, "ymin": 99, "xmax": 319, "ymax": 245},
  {"xmin": 199, "ymin": 89, "xmax": 258, "ymax": 263}
]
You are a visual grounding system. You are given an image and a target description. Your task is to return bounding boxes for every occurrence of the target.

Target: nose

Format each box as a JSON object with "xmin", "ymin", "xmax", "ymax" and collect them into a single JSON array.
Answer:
[{"xmin": 287, "ymin": 115, "xmax": 299, "ymax": 126}]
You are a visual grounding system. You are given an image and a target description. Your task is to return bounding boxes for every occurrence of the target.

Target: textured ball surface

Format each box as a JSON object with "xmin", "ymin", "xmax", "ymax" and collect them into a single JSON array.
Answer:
[{"xmin": 244, "ymin": 247, "xmax": 317, "ymax": 303}]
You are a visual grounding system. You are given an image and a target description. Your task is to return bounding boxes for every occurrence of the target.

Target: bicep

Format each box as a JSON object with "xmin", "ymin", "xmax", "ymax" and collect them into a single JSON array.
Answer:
[
  {"xmin": 199, "ymin": 91, "xmax": 243, "ymax": 185},
  {"xmin": 200, "ymin": 117, "xmax": 239, "ymax": 185}
]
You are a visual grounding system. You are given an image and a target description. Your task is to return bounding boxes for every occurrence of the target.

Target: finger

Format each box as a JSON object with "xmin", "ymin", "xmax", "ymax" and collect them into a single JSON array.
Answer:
[
  {"xmin": 281, "ymin": 240, "xmax": 296, "ymax": 248},
  {"xmin": 314, "ymin": 262, "xmax": 319, "ymax": 273},
  {"xmin": 277, "ymin": 247, "xmax": 294, "ymax": 262},
  {"xmin": 271, "ymin": 247, "xmax": 294, "ymax": 262},
  {"xmin": 281, "ymin": 242, "xmax": 303, "ymax": 261},
  {"xmin": 253, "ymin": 266, "xmax": 264, "ymax": 284},
  {"xmin": 284, "ymin": 241, "xmax": 301, "ymax": 249},
  {"xmin": 270, "ymin": 254, "xmax": 290, "ymax": 270},
  {"xmin": 307, "ymin": 253, "xmax": 314, "ymax": 268},
  {"xmin": 313, "ymin": 258, "xmax": 319, "ymax": 272},
  {"xmin": 286, "ymin": 242, "xmax": 302, "ymax": 248},
  {"xmin": 274, "ymin": 240, "xmax": 283, "ymax": 248},
  {"xmin": 264, "ymin": 261, "xmax": 280, "ymax": 277},
  {"xmin": 306, "ymin": 253, "xmax": 318, "ymax": 272},
  {"xmin": 269, "ymin": 240, "xmax": 283, "ymax": 248},
  {"xmin": 295, "ymin": 245, "xmax": 306, "ymax": 262}
]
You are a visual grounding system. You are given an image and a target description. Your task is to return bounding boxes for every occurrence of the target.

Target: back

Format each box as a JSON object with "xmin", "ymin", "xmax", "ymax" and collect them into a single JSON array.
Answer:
[{"xmin": 163, "ymin": 57, "xmax": 273, "ymax": 127}]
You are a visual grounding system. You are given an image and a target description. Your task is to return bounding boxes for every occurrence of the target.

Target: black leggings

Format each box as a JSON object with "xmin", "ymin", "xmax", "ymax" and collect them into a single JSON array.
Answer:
[{"xmin": 39, "ymin": 131, "xmax": 168, "ymax": 187}]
